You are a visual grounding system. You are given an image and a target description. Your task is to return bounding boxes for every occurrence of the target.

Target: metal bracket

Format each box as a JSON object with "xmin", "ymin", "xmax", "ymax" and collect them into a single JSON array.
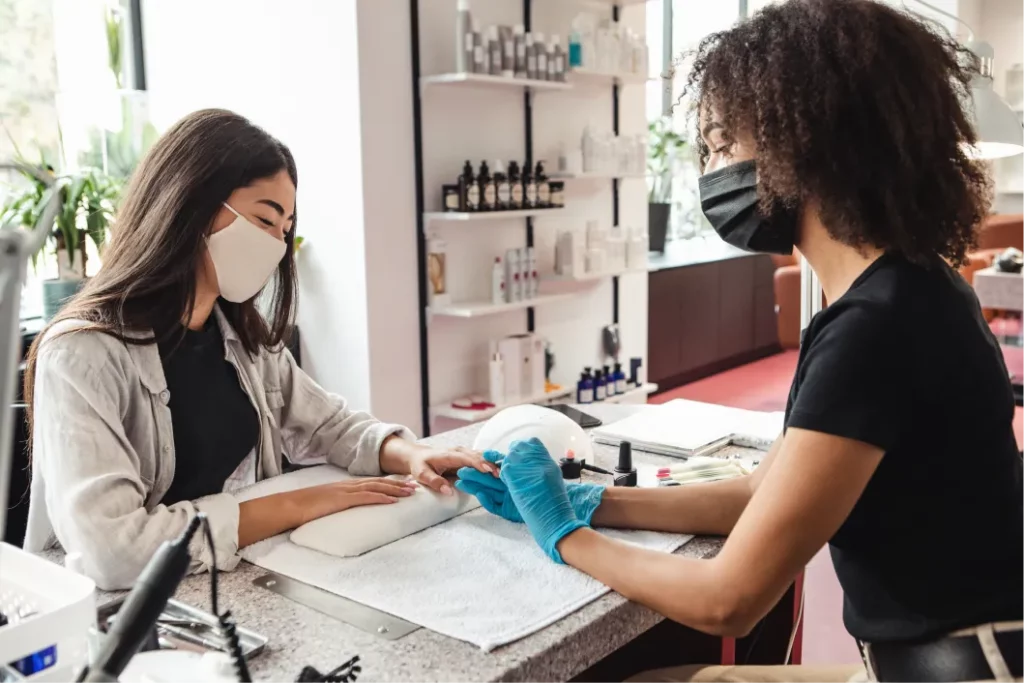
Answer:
[{"xmin": 253, "ymin": 573, "xmax": 420, "ymax": 641}]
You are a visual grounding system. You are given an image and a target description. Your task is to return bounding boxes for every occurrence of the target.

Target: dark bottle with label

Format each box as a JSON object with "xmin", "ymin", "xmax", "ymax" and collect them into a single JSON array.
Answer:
[
  {"xmin": 523, "ymin": 163, "xmax": 537, "ymax": 209},
  {"xmin": 478, "ymin": 160, "xmax": 496, "ymax": 211},
  {"xmin": 460, "ymin": 160, "xmax": 479, "ymax": 212},
  {"xmin": 508, "ymin": 161, "xmax": 523, "ymax": 210},
  {"xmin": 494, "ymin": 160, "xmax": 510, "ymax": 212},
  {"xmin": 535, "ymin": 161, "xmax": 550, "ymax": 208}
]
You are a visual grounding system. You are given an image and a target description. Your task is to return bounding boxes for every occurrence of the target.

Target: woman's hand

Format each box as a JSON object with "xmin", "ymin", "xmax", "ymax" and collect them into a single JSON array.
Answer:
[
  {"xmin": 378, "ymin": 436, "xmax": 498, "ymax": 495},
  {"xmin": 238, "ymin": 477, "xmax": 416, "ymax": 547}
]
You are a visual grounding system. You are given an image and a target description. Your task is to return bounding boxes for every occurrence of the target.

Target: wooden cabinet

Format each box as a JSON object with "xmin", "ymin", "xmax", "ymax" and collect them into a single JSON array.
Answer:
[{"xmin": 648, "ymin": 254, "xmax": 779, "ymax": 391}]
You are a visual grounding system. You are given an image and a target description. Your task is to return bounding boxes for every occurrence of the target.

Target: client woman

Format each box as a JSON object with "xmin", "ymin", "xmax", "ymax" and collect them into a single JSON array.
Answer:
[
  {"xmin": 24, "ymin": 109, "xmax": 492, "ymax": 590},
  {"xmin": 458, "ymin": 1, "xmax": 1023, "ymax": 681}
]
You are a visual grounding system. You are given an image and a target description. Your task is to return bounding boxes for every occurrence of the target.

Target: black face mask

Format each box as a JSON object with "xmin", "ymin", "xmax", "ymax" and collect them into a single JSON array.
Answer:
[{"xmin": 698, "ymin": 160, "xmax": 796, "ymax": 255}]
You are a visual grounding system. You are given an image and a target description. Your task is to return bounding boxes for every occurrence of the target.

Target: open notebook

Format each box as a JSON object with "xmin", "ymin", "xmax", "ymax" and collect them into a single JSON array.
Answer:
[{"xmin": 592, "ymin": 399, "xmax": 784, "ymax": 458}]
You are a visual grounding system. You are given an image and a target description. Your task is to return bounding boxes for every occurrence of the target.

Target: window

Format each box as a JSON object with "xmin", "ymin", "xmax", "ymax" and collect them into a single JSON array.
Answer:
[{"xmin": 1, "ymin": 0, "xmax": 150, "ymax": 321}]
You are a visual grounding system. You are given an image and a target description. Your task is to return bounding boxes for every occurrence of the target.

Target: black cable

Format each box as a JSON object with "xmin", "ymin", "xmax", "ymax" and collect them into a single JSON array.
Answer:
[{"xmin": 198, "ymin": 514, "xmax": 251, "ymax": 683}]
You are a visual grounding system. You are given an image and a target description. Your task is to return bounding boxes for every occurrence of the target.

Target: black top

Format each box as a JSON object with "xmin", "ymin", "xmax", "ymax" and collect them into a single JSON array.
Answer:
[
  {"xmin": 158, "ymin": 319, "xmax": 259, "ymax": 506},
  {"xmin": 785, "ymin": 252, "xmax": 1023, "ymax": 643}
]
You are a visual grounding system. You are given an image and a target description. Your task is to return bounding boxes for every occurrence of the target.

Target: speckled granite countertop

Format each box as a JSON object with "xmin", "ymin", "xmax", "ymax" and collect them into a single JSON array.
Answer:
[{"xmin": 46, "ymin": 404, "xmax": 757, "ymax": 682}]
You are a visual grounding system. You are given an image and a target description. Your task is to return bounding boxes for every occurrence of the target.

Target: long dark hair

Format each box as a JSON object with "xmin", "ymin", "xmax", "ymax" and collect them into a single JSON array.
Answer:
[{"xmin": 24, "ymin": 109, "xmax": 298, "ymax": 432}]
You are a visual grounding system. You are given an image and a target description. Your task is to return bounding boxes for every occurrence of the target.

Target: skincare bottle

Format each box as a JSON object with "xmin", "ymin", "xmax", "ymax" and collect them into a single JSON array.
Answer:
[
  {"xmin": 489, "ymin": 352, "xmax": 505, "ymax": 406},
  {"xmin": 443, "ymin": 184, "xmax": 460, "ymax": 212},
  {"xmin": 527, "ymin": 246, "xmax": 537, "ymax": 298},
  {"xmin": 472, "ymin": 21, "xmax": 485, "ymax": 73},
  {"xmin": 569, "ymin": 28, "xmax": 582, "ymax": 68},
  {"xmin": 508, "ymin": 161, "xmax": 523, "ymax": 209},
  {"xmin": 492, "ymin": 256, "xmax": 506, "ymax": 304},
  {"xmin": 456, "ymin": 0, "xmax": 473, "ymax": 73},
  {"xmin": 535, "ymin": 161, "xmax": 550, "ymax": 208},
  {"xmin": 595, "ymin": 368, "xmax": 607, "ymax": 401},
  {"xmin": 517, "ymin": 247, "xmax": 530, "ymax": 301},
  {"xmin": 506, "ymin": 248, "xmax": 521, "ymax": 302},
  {"xmin": 534, "ymin": 32, "xmax": 548, "ymax": 80},
  {"xmin": 523, "ymin": 163, "xmax": 537, "ymax": 208},
  {"xmin": 494, "ymin": 160, "xmax": 510, "ymax": 211},
  {"xmin": 478, "ymin": 160, "xmax": 495, "ymax": 211},
  {"xmin": 526, "ymin": 33, "xmax": 537, "ymax": 80},
  {"xmin": 602, "ymin": 365, "xmax": 614, "ymax": 395},
  {"xmin": 613, "ymin": 362, "xmax": 626, "ymax": 395},
  {"xmin": 577, "ymin": 368, "xmax": 595, "ymax": 404},
  {"xmin": 551, "ymin": 35, "xmax": 565, "ymax": 81},
  {"xmin": 547, "ymin": 36, "xmax": 557, "ymax": 81},
  {"xmin": 488, "ymin": 26, "xmax": 502, "ymax": 76},
  {"xmin": 427, "ymin": 235, "xmax": 450, "ymax": 305},
  {"xmin": 549, "ymin": 180, "xmax": 565, "ymax": 208},
  {"xmin": 460, "ymin": 160, "xmax": 479, "ymax": 211},
  {"xmin": 500, "ymin": 26, "xmax": 514, "ymax": 77},
  {"xmin": 513, "ymin": 25, "xmax": 527, "ymax": 78}
]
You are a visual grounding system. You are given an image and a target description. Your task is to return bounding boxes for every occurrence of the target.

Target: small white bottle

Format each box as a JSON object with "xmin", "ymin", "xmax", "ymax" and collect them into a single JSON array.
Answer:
[
  {"xmin": 472, "ymin": 21, "xmax": 485, "ymax": 73},
  {"xmin": 513, "ymin": 25, "xmax": 527, "ymax": 78},
  {"xmin": 526, "ymin": 33, "xmax": 537, "ymax": 79},
  {"xmin": 488, "ymin": 26, "xmax": 502, "ymax": 76},
  {"xmin": 488, "ymin": 353, "xmax": 505, "ymax": 406},
  {"xmin": 527, "ymin": 246, "xmax": 538, "ymax": 298},
  {"xmin": 491, "ymin": 256, "xmax": 506, "ymax": 304},
  {"xmin": 534, "ymin": 32, "xmax": 548, "ymax": 80},
  {"xmin": 506, "ymin": 248, "xmax": 521, "ymax": 302},
  {"xmin": 456, "ymin": 0, "xmax": 473, "ymax": 73}
]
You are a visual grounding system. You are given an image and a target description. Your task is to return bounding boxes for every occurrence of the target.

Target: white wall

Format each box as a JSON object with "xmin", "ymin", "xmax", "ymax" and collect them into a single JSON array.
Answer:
[{"xmin": 142, "ymin": 0, "xmax": 375, "ymax": 413}]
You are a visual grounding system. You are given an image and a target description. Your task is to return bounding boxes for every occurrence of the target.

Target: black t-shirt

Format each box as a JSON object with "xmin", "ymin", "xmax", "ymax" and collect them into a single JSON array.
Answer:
[
  {"xmin": 158, "ymin": 319, "xmax": 259, "ymax": 506},
  {"xmin": 785, "ymin": 252, "xmax": 1023, "ymax": 644}
]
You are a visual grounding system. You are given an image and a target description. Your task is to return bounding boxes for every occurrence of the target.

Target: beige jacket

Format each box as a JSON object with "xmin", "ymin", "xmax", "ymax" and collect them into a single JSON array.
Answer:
[{"xmin": 25, "ymin": 308, "xmax": 413, "ymax": 589}]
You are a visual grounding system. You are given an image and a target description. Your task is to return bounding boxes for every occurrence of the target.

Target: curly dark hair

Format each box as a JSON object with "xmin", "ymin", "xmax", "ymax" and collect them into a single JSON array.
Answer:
[{"xmin": 683, "ymin": 0, "xmax": 992, "ymax": 267}]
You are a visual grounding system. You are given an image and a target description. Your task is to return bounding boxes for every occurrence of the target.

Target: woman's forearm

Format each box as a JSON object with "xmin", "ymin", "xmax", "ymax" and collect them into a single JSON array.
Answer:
[
  {"xmin": 558, "ymin": 528, "xmax": 748, "ymax": 636},
  {"xmin": 591, "ymin": 476, "xmax": 754, "ymax": 536},
  {"xmin": 237, "ymin": 489, "xmax": 311, "ymax": 548}
]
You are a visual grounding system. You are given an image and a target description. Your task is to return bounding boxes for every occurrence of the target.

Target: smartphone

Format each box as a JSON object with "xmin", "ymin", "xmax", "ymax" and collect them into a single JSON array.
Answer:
[{"xmin": 545, "ymin": 404, "xmax": 603, "ymax": 428}]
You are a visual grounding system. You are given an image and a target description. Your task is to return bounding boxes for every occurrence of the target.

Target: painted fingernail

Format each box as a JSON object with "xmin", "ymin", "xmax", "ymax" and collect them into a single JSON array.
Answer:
[{"xmin": 441, "ymin": 484, "xmax": 453, "ymax": 496}]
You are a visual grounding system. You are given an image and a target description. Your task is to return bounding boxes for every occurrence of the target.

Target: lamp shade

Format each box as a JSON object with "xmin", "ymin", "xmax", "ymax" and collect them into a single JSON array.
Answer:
[{"xmin": 964, "ymin": 41, "xmax": 1024, "ymax": 160}]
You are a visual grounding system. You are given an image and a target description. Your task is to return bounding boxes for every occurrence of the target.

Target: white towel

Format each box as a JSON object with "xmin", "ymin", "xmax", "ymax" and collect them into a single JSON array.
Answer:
[{"xmin": 235, "ymin": 467, "xmax": 693, "ymax": 651}]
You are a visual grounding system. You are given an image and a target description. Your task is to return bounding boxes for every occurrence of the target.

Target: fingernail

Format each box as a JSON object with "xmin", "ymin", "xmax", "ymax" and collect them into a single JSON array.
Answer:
[
  {"xmin": 386, "ymin": 496, "xmax": 398, "ymax": 503},
  {"xmin": 441, "ymin": 484, "xmax": 453, "ymax": 496}
]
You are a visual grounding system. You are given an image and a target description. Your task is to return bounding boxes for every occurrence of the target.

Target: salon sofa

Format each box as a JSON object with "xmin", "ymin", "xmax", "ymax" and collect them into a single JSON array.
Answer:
[{"xmin": 772, "ymin": 214, "xmax": 1024, "ymax": 349}]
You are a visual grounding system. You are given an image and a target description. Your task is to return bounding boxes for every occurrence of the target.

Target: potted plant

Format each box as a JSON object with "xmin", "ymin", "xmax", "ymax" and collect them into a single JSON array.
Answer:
[
  {"xmin": 647, "ymin": 117, "xmax": 688, "ymax": 252},
  {"xmin": 0, "ymin": 157, "xmax": 120, "ymax": 320}
]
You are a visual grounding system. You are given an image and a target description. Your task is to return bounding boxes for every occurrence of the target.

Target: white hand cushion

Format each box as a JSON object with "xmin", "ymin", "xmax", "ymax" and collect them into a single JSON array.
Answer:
[{"xmin": 289, "ymin": 484, "xmax": 481, "ymax": 558}]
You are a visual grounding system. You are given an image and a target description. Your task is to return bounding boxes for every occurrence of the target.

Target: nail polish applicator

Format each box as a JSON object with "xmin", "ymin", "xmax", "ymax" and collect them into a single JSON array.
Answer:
[{"xmin": 613, "ymin": 441, "xmax": 637, "ymax": 487}]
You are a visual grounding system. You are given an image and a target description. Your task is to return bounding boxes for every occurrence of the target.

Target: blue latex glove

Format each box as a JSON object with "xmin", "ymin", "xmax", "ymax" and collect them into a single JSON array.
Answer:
[
  {"xmin": 456, "ymin": 454, "xmax": 605, "ymax": 526},
  {"xmin": 500, "ymin": 437, "xmax": 588, "ymax": 563}
]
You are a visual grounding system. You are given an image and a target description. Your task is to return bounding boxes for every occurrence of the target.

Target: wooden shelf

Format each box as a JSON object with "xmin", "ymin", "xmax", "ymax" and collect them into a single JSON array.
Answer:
[
  {"xmin": 424, "ymin": 208, "xmax": 565, "ymax": 223},
  {"xmin": 429, "ymin": 292, "xmax": 579, "ymax": 318},
  {"xmin": 431, "ymin": 387, "xmax": 574, "ymax": 423},
  {"xmin": 421, "ymin": 72, "xmax": 572, "ymax": 93},
  {"xmin": 568, "ymin": 68, "xmax": 649, "ymax": 86}
]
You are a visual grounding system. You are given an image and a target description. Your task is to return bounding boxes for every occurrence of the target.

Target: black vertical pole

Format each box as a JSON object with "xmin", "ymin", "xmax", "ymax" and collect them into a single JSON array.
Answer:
[
  {"xmin": 611, "ymin": 4, "xmax": 621, "ymax": 326},
  {"xmin": 129, "ymin": 0, "xmax": 147, "ymax": 90},
  {"xmin": 410, "ymin": 0, "xmax": 431, "ymax": 435},
  {"xmin": 525, "ymin": 0, "xmax": 536, "ymax": 333}
]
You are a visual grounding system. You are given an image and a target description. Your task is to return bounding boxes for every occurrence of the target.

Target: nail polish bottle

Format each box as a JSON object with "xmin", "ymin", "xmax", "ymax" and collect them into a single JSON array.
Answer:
[
  {"xmin": 523, "ymin": 163, "xmax": 537, "ymax": 209},
  {"xmin": 508, "ymin": 161, "xmax": 523, "ymax": 210},
  {"xmin": 494, "ymin": 160, "xmax": 510, "ymax": 211},
  {"xmin": 535, "ymin": 160, "xmax": 550, "ymax": 208},
  {"xmin": 478, "ymin": 160, "xmax": 495, "ymax": 212},
  {"xmin": 460, "ymin": 160, "xmax": 479, "ymax": 212}
]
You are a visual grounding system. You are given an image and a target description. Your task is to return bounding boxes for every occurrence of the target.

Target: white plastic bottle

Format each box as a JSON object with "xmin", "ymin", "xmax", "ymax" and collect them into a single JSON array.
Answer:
[
  {"xmin": 506, "ymin": 248, "xmax": 521, "ymax": 302},
  {"xmin": 456, "ymin": 0, "xmax": 473, "ymax": 73},
  {"xmin": 492, "ymin": 256, "xmax": 506, "ymax": 304},
  {"xmin": 527, "ymin": 246, "xmax": 538, "ymax": 298},
  {"xmin": 534, "ymin": 32, "xmax": 548, "ymax": 80},
  {"xmin": 488, "ymin": 353, "xmax": 505, "ymax": 406}
]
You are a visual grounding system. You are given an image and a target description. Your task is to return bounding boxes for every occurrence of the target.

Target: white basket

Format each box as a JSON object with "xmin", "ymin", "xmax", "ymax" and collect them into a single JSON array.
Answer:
[{"xmin": 0, "ymin": 543, "xmax": 95, "ymax": 681}]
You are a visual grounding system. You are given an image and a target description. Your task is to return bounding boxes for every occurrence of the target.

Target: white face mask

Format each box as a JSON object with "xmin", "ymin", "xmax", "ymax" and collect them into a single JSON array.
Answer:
[{"xmin": 207, "ymin": 202, "xmax": 287, "ymax": 302}]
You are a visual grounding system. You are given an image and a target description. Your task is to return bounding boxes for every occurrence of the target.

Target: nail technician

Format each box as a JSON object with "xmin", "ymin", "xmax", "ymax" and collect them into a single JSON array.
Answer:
[
  {"xmin": 23, "ymin": 109, "xmax": 493, "ymax": 590},
  {"xmin": 459, "ymin": 2, "xmax": 1022, "ymax": 681}
]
